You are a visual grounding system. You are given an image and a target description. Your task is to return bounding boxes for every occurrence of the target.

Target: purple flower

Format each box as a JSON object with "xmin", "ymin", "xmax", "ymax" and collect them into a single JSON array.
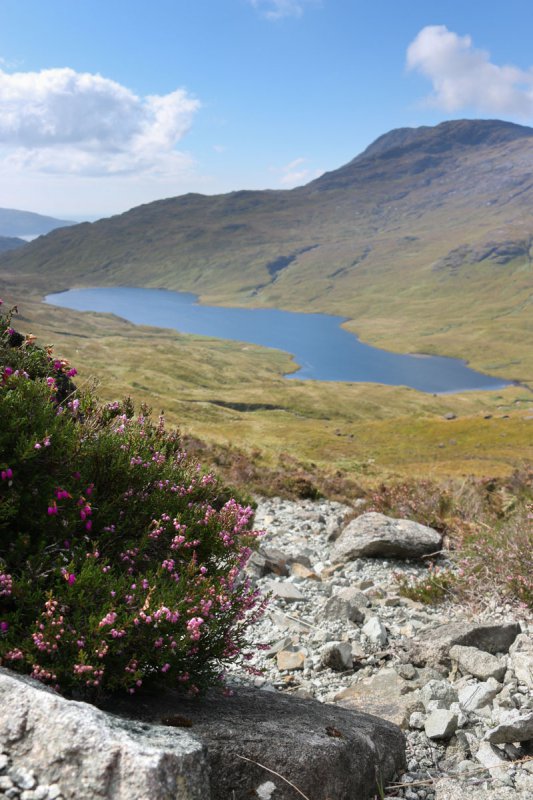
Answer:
[{"xmin": 0, "ymin": 621, "xmax": 8, "ymax": 634}]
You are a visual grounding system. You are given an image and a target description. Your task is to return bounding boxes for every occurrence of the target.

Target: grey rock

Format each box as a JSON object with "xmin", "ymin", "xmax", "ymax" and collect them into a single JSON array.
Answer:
[
  {"xmin": 424, "ymin": 710, "xmax": 458, "ymax": 739},
  {"xmin": 485, "ymin": 710, "xmax": 533, "ymax": 743},
  {"xmin": 362, "ymin": 617, "xmax": 388, "ymax": 646},
  {"xmin": 420, "ymin": 680, "xmax": 458, "ymax": 711},
  {"xmin": 334, "ymin": 668, "xmax": 423, "ymax": 729},
  {"xmin": 333, "ymin": 512, "xmax": 442, "ymax": 561},
  {"xmin": 509, "ymin": 633, "xmax": 533, "ymax": 689},
  {"xmin": 265, "ymin": 580, "xmax": 305, "ymax": 602},
  {"xmin": 458, "ymin": 678, "xmax": 502, "ymax": 711},
  {"xmin": 409, "ymin": 712, "xmax": 426, "ymax": 730},
  {"xmin": 476, "ymin": 740, "xmax": 509, "ymax": 778},
  {"xmin": 105, "ymin": 685, "xmax": 406, "ymax": 800},
  {"xmin": 407, "ymin": 620, "xmax": 520, "ymax": 668},
  {"xmin": 319, "ymin": 642, "xmax": 353, "ymax": 672},
  {"xmin": 260, "ymin": 548, "xmax": 290, "ymax": 576},
  {"xmin": 0, "ymin": 668, "xmax": 209, "ymax": 800},
  {"xmin": 9, "ymin": 769, "xmax": 36, "ymax": 790},
  {"xmin": 264, "ymin": 636, "xmax": 294, "ymax": 658},
  {"xmin": 450, "ymin": 645, "xmax": 506, "ymax": 681},
  {"xmin": 323, "ymin": 594, "xmax": 365, "ymax": 625},
  {"xmin": 435, "ymin": 776, "xmax": 524, "ymax": 800},
  {"xmin": 0, "ymin": 753, "xmax": 8, "ymax": 771}
]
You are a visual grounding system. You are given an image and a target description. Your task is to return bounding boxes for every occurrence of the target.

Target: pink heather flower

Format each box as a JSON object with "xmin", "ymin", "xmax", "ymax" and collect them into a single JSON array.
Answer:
[
  {"xmin": 46, "ymin": 377, "xmax": 56, "ymax": 387},
  {"xmin": 161, "ymin": 663, "xmax": 171, "ymax": 673},
  {"xmin": 47, "ymin": 503, "xmax": 58, "ymax": 515},
  {"xmin": 34, "ymin": 443, "xmax": 42, "ymax": 450},
  {"xmin": 67, "ymin": 368, "xmax": 77, "ymax": 377},
  {"xmin": 67, "ymin": 574, "xmax": 76, "ymax": 586},
  {"xmin": 3, "ymin": 366, "xmax": 13, "ymax": 377},
  {"xmin": 0, "ymin": 621, "xmax": 8, "ymax": 633},
  {"xmin": 1, "ymin": 468, "xmax": 13, "ymax": 481},
  {"xmin": 99, "ymin": 611, "xmax": 118, "ymax": 628}
]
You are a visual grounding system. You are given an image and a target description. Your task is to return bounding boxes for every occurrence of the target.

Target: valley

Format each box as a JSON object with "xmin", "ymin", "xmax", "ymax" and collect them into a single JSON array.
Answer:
[{"xmin": 1, "ymin": 119, "xmax": 532, "ymax": 486}]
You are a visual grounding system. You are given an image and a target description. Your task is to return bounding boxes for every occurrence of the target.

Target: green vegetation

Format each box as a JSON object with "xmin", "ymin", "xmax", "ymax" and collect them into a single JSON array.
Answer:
[
  {"xmin": 376, "ymin": 475, "xmax": 533, "ymax": 608},
  {"xmin": 2, "ymin": 291, "xmax": 531, "ymax": 487},
  {"xmin": 0, "ymin": 305, "xmax": 265, "ymax": 699}
]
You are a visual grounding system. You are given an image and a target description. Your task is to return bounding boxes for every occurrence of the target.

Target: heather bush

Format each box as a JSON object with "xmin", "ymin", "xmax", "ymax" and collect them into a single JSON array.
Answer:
[
  {"xmin": 383, "ymin": 474, "xmax": 533, "ymax": 609},
  {"xmin": 0, "ymin": 302, "xmax": 266, "ymax": 699}
]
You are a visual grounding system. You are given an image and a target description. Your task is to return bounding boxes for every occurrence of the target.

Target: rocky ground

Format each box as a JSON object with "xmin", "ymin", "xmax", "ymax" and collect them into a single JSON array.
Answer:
[
  {"xmin": 225, "ymin": 496, "xmax": 533, "ymax": 800},
  {"xmin": 0, "ymin": 496, "xmax": 531, "ymax": 800}
]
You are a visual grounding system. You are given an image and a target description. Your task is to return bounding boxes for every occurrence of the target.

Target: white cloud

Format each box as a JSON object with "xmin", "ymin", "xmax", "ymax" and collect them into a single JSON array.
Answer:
[
  {"xmin": 249, "ymin": 0, "xmax": 317, "ymax": 21},
  {"xmin": 407, "ymin": 25, "xmax": 533, "ymax": 117},
  {"xmin": 275, "ymin": 157, "xmax": 323, "ymax": 187},
  {"xmin": 0, "ymin": 65, "xmax": 200, "ymax": 176}
]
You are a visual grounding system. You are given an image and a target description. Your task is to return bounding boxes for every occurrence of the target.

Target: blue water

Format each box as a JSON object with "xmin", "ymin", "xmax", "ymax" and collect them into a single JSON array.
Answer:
[{"xmin": 45, "ymin": 287, "xmax": 511, "ymax": 394}]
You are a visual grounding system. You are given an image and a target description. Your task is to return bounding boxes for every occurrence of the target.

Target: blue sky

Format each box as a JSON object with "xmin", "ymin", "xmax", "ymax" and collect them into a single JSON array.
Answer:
[{"xmin": 1, "ymin": 0, "xmax": 533, "ymax": 218}]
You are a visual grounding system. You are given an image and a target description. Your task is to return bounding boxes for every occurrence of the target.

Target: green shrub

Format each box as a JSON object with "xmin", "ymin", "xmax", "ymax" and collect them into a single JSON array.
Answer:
[{"xmin": 0, "ymin": 302, "xmax": 266, "ymax": 698}]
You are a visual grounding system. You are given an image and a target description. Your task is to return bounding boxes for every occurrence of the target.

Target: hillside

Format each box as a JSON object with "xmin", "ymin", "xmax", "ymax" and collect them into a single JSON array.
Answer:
[
  {"xmin": 1, "ymin": 119, "xmax": 532, "ymax": 387},
  {"xmin": 0, "ymin": 207, "xmax": 76, "ymax": 238},
  {"xmin": 0, "ymin": 235, "xmax": 26, "ymax": 253}
]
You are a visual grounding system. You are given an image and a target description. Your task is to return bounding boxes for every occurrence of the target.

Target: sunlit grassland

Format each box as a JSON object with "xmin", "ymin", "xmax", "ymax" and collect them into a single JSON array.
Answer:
[{"xmin": 5, "ymin": 281, "xmax": 532, "ymax": 487}]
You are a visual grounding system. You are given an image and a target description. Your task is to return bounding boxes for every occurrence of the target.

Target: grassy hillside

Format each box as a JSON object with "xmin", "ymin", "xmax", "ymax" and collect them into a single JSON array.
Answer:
[
  {"xmin": 1, "ymin": 120, "xmax": 532, "ymax": 484},
  {"xmin": 1, "ymin": 120, "xmax": 532, "ymax": 388},
  {"xmin": 3, "ymin": 291, "xmax": 530, "ymax": 487}
]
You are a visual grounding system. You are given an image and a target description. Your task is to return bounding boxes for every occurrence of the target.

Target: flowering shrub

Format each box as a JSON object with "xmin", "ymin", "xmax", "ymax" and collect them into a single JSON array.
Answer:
[{"xmin": 0, "ymin": 301, "xmax": 266, "ymax": 698}]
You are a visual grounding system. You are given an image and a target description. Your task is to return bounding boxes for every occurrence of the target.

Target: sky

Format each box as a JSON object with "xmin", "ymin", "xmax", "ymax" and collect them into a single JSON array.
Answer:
[{"xmin": 1, "ymin": 0, "xmax": 533, "ymax": 219}]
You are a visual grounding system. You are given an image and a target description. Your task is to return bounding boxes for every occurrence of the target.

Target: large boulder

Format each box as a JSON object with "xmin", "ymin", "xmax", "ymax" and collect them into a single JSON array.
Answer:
[
  {"xmin": 405, "ymin": 621, "xmax": 520, "ymax": 669},
  {"xmin": 333, "ymin": 513, "xmax": 442, "ymax": 561},
  {"xmin": 105, "ymin": 685, "xmax": 406, "ymax": 800},
  {"xmin": 334, "ymin": 668, "xmax": 423, "ymax": 729},
  {"xmin": 0, "ymin": 668, "xmax": 209, "ymax": 800}
]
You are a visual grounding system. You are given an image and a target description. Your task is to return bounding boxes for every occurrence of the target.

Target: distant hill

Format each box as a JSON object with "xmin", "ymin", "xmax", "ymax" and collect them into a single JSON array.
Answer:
[
  {"xmin": 1, "ymin": 118, "xmax": 532, "ymax": 383},
  {"xmin": 0, "ymin": 208, "xmax": 76, "ymax": 238},
  {"xmin": 0, "ymin": 235, "xmax": 26, "ymax": 254}
]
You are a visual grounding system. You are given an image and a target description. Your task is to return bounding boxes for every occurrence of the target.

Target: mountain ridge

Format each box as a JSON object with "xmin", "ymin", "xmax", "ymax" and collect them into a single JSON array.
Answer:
[
  {"xmin": 0, "ymin": 207, "xmax": 77, "ymax": 238},
  {"xmin": 1, "ymin": 118, "xmax": 532, "ymax": 385}
]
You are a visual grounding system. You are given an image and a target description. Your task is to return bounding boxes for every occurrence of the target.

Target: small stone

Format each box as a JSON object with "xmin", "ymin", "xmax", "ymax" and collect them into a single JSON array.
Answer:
[
  {"xmin": 476, "ymin": 740, "xmax": 508, "ymax": 774},
  {"xmin": 256, "ymin": 780, "xmax": 277, "ymax": 799},
  {"xmin": 266, "ymin": 580, "xmax": 305, "ymax": 602},
  {"xmin": 509, "ymin": 633, "xmax": 533, "ymax": 689},
  {"xmin": 485, "ymin": 710, "xmax": 533, "ymax": 744},
  {"xmin": 409, "ymin": 712, "xmax": 426, "ymax": 729},
  {"xmin": 9, "ymin": 769, "xmax": 36, "ymax": 791},
  {"xmin": 424, "ymin": 710, "xmax": 458, "ymax": 739},
  {"xmin": 450, "ymin": 645, "xmax": 506, "ymax": 681},
  {"xmin": 320, "ymin": 642, "xmax": 353, "ymax": 672},
  {"xmin": 458, "ymin": 678, "xmax": 502, "ymax": 711},
  {"xmin": 264, "ymin": 636, "xmax": 294, "ymax": 658},
  {"xmin": 0, "ymin": 776, "xmax": 14, "ymax": 790},
  {"xmin": 420, "ymin": 680, "xmax": 458, "ymax": 711},
  {"xmin": 290, "ymin": 563, "xmax": 321, "ymax": 581},
  {"xmin": 396, "ymin": 663, "xmax": 417, "ymax": 681},
  {"xmin": 323, "ymin": 594, "xmax": 365, "ymax": 625},
  {"xmin": 0, "ymin": 754, "xmax": 9, "ymax": 772},
  {"xmin": 362, "ymin": 617, "xmax": 388, "ymax": 646},
  {"xmin": 45, "ymin": 786, "xmax": 62, "ymax": 800},
  {"xmin": 277, "ymin": 647, "xmax": 306, "ymax": 671},
  {"xmin": 32, "ymin": 788, "xmax": 50, "ymax": 800}
]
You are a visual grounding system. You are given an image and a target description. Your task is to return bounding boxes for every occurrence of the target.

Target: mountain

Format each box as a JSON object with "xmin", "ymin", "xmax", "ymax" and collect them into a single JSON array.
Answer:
[
  {"xmin": 1, "ymin": 119, "xmax": 532, "ymax": 384},
  {"xmin": 0, "ymin": 235, "xmax": 26, "ymax": 254},
  {"xmin": 0, "ymin": 208, "xmax": 76, "ymax": 238}
]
